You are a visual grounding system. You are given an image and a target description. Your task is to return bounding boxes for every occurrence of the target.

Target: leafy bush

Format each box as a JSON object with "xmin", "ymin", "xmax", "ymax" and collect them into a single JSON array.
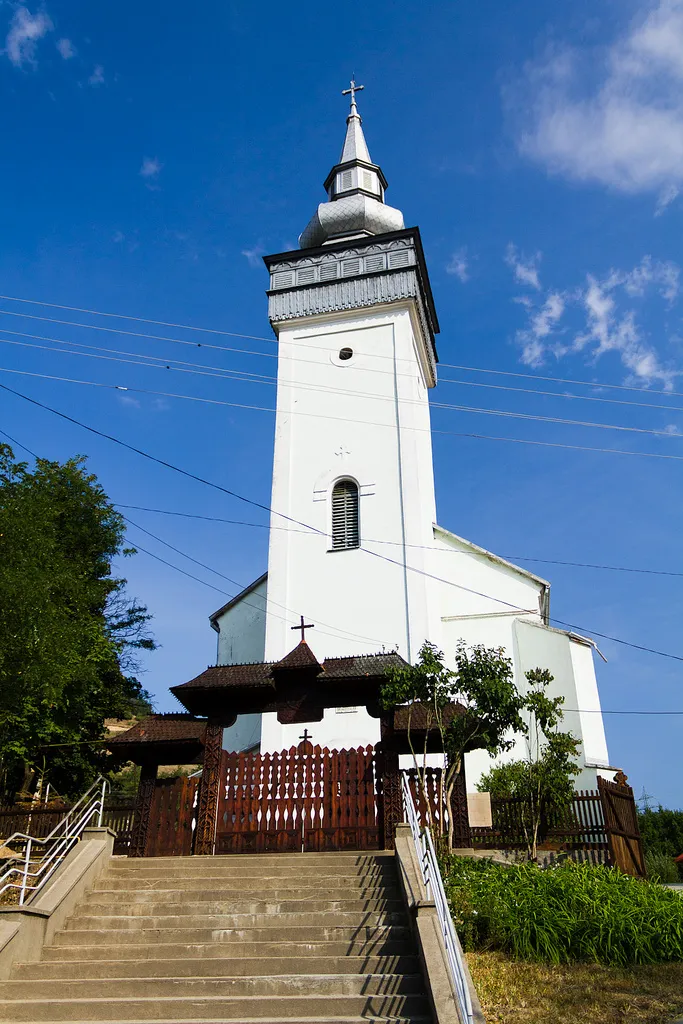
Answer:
[
  {"xmin": 444, "ymin": 856, "xmax": 683, "ymax": 966},
  {"xmin": 645, "ymin": 851, "xmax": 679, "ymax": 884},
  {"xmin": 639, "ymin": 807, "xmax": 683, "ymax": 880}
]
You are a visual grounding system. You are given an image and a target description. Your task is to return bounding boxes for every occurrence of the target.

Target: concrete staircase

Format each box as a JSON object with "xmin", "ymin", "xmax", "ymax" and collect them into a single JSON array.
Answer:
[{"xmin": 0, "ymin": 851, "xmax": 433, "ymax": 1024}]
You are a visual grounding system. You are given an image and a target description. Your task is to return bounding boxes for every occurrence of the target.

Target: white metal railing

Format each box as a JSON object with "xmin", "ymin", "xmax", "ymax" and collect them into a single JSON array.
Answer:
[
  {"xmin": 0, "ymin": 777, "xmax": 108, "ymax": 906},
  {"xmin": 401, "ymin": 772, "xmax": 474, "ymax": 1024}
]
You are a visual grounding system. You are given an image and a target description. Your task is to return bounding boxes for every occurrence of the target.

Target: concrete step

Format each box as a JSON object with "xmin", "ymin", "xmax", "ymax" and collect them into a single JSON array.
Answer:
[
  {"xmin": 13, "ymin": 1017, "xmax": 430, "ymax": 1024},
  {"xmin": 77, "ymin": 898, "xmax": 405, "ymax": 917},
  {"xmin": 65, "ymin": 911, "xmax": 407, "ymax": 931},
  {"xmin": 53, "ymin": 924, "xmax": 411, "ymax": 946},
  {"xmin": 94, "ymin": 873, "xmax": 396, "ymax": 892},
  {"xmin": 108, "ymin": 853, "xmax": 394, "ymax": 869},
  {"xmin": 104, "ymin": 862, "xmax": 396, "ymax": 880},
  {"xmin": 0, "ymin": 992, "xmax": 430, "ymax": 1022},
  {"xmin": 0, "ymin": 973, "xmax": 425, "ymax": 1001},
  {"xmin": 13, "ymin": 955, "xmax": 421, "ymax": 981},
  {"xmin": 84, "ymin": 885, "xmax": 402, "ymax": 904},
  {"xmin": 42, "ymin": 939, "xmax": 415, "ymax": 961}
]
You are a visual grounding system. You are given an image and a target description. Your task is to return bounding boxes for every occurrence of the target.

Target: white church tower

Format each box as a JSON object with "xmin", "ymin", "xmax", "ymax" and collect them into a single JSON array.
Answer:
[{"xmin": 211, "ymin": 84, "xmax": 612, "ymax": 787}]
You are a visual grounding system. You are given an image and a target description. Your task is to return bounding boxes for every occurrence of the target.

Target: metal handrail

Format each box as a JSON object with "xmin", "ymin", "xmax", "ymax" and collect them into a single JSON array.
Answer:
[
  {"xmin": 401, "ymin": 772, "xmax": 474, "ymax": 1024},
  {"xmin": 0, "ymin": 777, "xmax": 108, "ymax": 905}
]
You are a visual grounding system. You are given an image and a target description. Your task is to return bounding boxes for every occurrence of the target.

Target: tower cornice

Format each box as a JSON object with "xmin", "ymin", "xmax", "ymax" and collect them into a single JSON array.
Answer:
[{"xmin": 263, "ymin": 228, "xmax": 440, "ymax": 373}]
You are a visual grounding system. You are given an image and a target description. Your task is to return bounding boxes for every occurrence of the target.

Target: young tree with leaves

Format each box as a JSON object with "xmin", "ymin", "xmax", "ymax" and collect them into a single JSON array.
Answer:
[
  {"xmin": 382, "ymin": 640, "xmax": 528, "ymax": 850},
  {"xmin": 478, "ymin": 668, "xmax": 580, "ymax": 860},
  {"xmin": 0, "ymin": 444, "xmax": 154, "ymax": 801}
]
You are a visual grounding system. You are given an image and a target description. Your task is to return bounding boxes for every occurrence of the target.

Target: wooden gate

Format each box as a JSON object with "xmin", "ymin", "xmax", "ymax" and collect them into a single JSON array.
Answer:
[
  {"xmin": 597, "ymin": 776, "xmax": 646, "ymax": 877},
  {"xmin": 215, "ymin": 744, "xmax": 380, "ymax": 854},
  {"xmin": 144, "ymin": 775, "xmax": 198, "ymax": 857}
]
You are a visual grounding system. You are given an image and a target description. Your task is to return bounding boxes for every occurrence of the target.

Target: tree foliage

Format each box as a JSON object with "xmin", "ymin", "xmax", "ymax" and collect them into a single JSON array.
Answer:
[
  {"xmin": 0, "ymin": 444, "xmax": 154, "ymax": 801},
  {"xmin": 381, "ymin": 640, "xmax": 527, "ymax": 849},
  {"xmin": 478, "ymin": 668, "xmax": 580, "ymax": 859},
  {"xmin": 638, "ymin": 806, "xmax": 683, "ymax": 881}
]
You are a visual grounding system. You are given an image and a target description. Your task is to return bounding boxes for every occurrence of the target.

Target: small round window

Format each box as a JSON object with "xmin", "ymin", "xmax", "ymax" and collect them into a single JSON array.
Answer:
[{"xmin": 338, "ymin": 347, "xmax": 353, "ymax": 361}]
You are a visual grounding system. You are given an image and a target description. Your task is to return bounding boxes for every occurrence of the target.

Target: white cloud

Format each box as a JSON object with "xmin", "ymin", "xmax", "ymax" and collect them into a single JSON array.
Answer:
[
  {"xmin": 513, "ymin": 1, "xmax": 683, "ymax": 199},
  {"xmin": 116, "ymin": 392, "xmax": 140, "ymax": 409},
  {"xmin": 241, "ymin": 245, "xmax": 265, "ymax": 268},
  {"xmin": 606, "ymin": 255, "xmax": 680, "ymax": 304},
  {"xmin": 88, "ymin": 64, "xmax": 104, "ymax": 86},
  {"xmin": 518, "ymin": 292, "xmax": 566, "ymax": 366},
  {"xmin": 56, "ymin": 37, "xmax": 74, "ymax": 59},
  {"xmin": 505, "ymin": 243, "xmax": 541, "ymax": 291},
  {"xmin": 513, "ymin": 255, "xmax": 682, "ymax": 384},
  {"xmin": 446, "ymin": 247, "xmax": 470, "ymax": 283},
  {"xmin": 139, "ymin": 156, "xmax": 161, "ymax": 180},
  {"xmin": 662, "ymin": 422, "xmax": 682, "ymax": 434},
  {"xmin": 4, "ymin": 6, "xmax": 53, "ymax": 68}
]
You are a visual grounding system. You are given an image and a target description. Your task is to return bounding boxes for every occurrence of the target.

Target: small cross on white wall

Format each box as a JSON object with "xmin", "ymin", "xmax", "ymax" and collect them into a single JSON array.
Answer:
[{"xmin": 334, "ymin": 446, "xmax": 351, "ymax": 459}]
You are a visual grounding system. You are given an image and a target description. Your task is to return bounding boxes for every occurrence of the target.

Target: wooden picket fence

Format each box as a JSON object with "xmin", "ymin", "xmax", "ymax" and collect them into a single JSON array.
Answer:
[
  {"xmin": 406, "ymin": 767, "xmax": 645, "ymax": 875},
  {"xmin": 0, "ymin": 799, "xmax": 137, "ymax": 855},
  {"xmin": 216, "ymin": 744, "xmax": 380, "ymax": 854}
]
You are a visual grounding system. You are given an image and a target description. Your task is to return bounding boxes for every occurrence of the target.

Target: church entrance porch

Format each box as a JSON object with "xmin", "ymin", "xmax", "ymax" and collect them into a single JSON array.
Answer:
[{"xmin": 216, "ymin": 742, "xmax": 380, "ymax": 854}]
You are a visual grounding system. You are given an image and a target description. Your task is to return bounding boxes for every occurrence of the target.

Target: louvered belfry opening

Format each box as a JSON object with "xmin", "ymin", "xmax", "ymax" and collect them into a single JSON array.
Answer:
[{"xmin": 331, "ymin": 479, "xmax": 360, "ymax": 550}]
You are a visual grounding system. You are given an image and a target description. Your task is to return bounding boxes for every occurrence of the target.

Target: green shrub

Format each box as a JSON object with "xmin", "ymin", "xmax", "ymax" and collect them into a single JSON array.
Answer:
[
  {"xmin": 639, "ymin": 807, "xmax": 683, "ymax": 880},
  {"xmin": 444, "ymin": 856, "xmax": 683, "ymax": 966},
  {"xmin": 645, "ymin": 850, "xmax": 679, "ymax": 884}
]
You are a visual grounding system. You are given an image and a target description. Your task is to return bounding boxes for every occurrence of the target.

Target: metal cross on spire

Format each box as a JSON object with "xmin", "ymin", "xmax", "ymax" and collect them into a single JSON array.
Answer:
[
  {"xmin": 291, "ymin": 615, "xmax": 315, "ymax": 642},
  {"xmin": 342, "ymin": 77, "xmax": 364, "ymax": 111}
]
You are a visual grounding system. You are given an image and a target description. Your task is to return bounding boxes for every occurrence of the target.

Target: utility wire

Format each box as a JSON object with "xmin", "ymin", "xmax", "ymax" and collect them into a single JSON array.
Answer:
[
  {"xmin": 125, "ymin": 516, "xmax": 391, "ymax": 649},
  {"xmin": 3, "ymin": 378, "xmax": 682, "ymax": 664},
  {"xmin": 2, "ymin": 291, "xmax": 683, "ymax": 402},
  {"xmin": 4, "ymin": 364, "xmax": 683, "ymax": 460},
  {"xmin": 5, "ymin": 328, "xmax": 683, "ymax": 425},
  {"xmin": 5, "ymin": 335, "xmax": 683, "ymax": 442},
  {"xmin": 116, "ymin": 504, "xmax": 683, "ymax": 578}
]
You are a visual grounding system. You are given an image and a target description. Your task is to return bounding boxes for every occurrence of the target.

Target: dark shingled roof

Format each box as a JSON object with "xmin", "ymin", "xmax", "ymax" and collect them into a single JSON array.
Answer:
[
  {"xmin": 108, "ymin": 714, "xmax": 207, "ymax": 746},
  {"xmin": 275, "ymin": 641, "xmax": 321, "ymax": 671},
  {"xmin": 173, "ymin": 650, "xmax": 407, "ymax": 694}
]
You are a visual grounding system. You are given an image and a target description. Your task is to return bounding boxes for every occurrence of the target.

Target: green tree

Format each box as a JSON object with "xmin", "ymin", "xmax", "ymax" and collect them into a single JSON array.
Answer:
[
  {"xmin": 0, "ymin": 444, "xmax": 154, "ymax": 801},
  {"xmin": 478, "ymin": 668, "xmax": 580, "ymax": 860},
  {"xmin": 382, "ymin": 640, "xmax": 527, "ymax": 850}
]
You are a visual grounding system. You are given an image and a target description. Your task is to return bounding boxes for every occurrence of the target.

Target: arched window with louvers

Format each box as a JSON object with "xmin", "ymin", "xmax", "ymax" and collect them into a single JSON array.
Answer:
[{"xmin": 331, "ymin": 479, "xmax": 360, "ymax": 551}]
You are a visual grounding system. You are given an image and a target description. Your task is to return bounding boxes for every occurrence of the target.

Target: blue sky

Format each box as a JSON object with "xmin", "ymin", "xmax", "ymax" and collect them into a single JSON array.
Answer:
[{"xmin": 0, "ymin": 0, "xmax": 681, "ymax": 808}]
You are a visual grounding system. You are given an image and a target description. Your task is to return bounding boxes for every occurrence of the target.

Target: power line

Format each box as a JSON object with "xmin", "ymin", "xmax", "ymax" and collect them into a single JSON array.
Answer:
[
  {"xmin": 124, "ymin": 516, "xmax": 392, "ymax": 649},
  {"xmin": 116, "ymin": 504, "xmax": 683, "ymax": 578},
  {"xmin": 5, "ymin": 364, "xmax": 683, "ymax": 462},
  {"xmin": 0, "ymin": 296, "xmax": 275, "ymax": 344},
  {"xmin": 0, "ymin": 428, "xmax": 39, "ymax": 458},
  {"xmin": 3, "ymin": 291, "xmax": 683, "ymax": 403},
  {"xmin": 440, "ymin": 362, "xmax": 683, "ymax": 401},
  {"xmin": 6, "ymin": 325, "xmax": 683, "ymax": 440},
  {"xmin": 6, "ymin": 334, "xmax": 683, "ymax": 441},
  {"xmin": 4, "ymin": 378, "xmax": 682, "ymax": 665}
]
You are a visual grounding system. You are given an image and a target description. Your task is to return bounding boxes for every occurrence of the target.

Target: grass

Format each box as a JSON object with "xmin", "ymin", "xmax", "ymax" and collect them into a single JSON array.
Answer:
[
  {"xmin": 444, "ymin": 856, "xmax": 683, "ymax": 965},
  {"xmin": 466, "ymin": 951, "xmax": 683, "ymax": 1024}
]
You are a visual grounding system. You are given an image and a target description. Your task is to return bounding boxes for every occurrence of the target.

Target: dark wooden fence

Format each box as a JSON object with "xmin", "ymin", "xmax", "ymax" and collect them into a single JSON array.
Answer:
[
  {"xmin": 0, "ymin": 799, "xmax": 137, "ymax": 855},
  {"xmin": 470, "ymin": 790, "xmax": 610, "ymax": 863},
  {"xmin": 406, "ymin": 767, "xmax": 645, "ymax": 875}
]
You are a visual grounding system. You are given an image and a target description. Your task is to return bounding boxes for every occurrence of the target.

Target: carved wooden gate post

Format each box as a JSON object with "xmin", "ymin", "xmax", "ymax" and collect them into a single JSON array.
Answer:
[
  {"xmin": 379, "ymin": 746, "xmax": 401, "ymax": 850},
  {"xmin": 194, "ymin": 720, "xmax": 223, "ymax": 855},
  {"xmin": 129, "ymin": 763, "xmax": 157, "ymax": 858},
  {"xmin": 449, "ymin": 761, "xmax": 472, "ymax": 848}
]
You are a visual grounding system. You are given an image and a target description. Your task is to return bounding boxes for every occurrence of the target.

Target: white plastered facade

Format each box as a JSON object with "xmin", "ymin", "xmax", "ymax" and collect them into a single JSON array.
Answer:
[{"xmin": 211, "ymin": 298, "xmax": 611, "ymax": 788}]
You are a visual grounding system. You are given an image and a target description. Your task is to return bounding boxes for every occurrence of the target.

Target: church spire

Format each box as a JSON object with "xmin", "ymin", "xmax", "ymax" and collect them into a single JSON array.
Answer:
[
  {"xmin": 298, "ymin": 80, "xmax": 405, "ymax": 249},
  {"xmin": 340, "ymin": 78, "xmax": 371, "ymax": 164}
]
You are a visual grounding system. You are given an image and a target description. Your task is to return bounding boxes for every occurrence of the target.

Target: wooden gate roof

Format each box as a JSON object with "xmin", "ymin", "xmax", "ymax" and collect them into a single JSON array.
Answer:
[{"xmin": 170, "ymin": 643, "xmax": 409, "ymax": 720}]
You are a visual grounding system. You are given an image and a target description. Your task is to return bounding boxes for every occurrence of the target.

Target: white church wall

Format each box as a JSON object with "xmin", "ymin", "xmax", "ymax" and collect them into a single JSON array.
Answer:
[
  {"xmin": 212, "ymin": 575, "xmax": 268, "ymax": 753},
  {"xmin": 514, "ymin": 618, "xmax": 608, "ymax": 789},
  {"xmin": 262, "ymin": 303, "xmax": 440, "ymax": 752},
  {"xmin": 214, "ymin": 575, "xmax": 267, "ymax": 665}
]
